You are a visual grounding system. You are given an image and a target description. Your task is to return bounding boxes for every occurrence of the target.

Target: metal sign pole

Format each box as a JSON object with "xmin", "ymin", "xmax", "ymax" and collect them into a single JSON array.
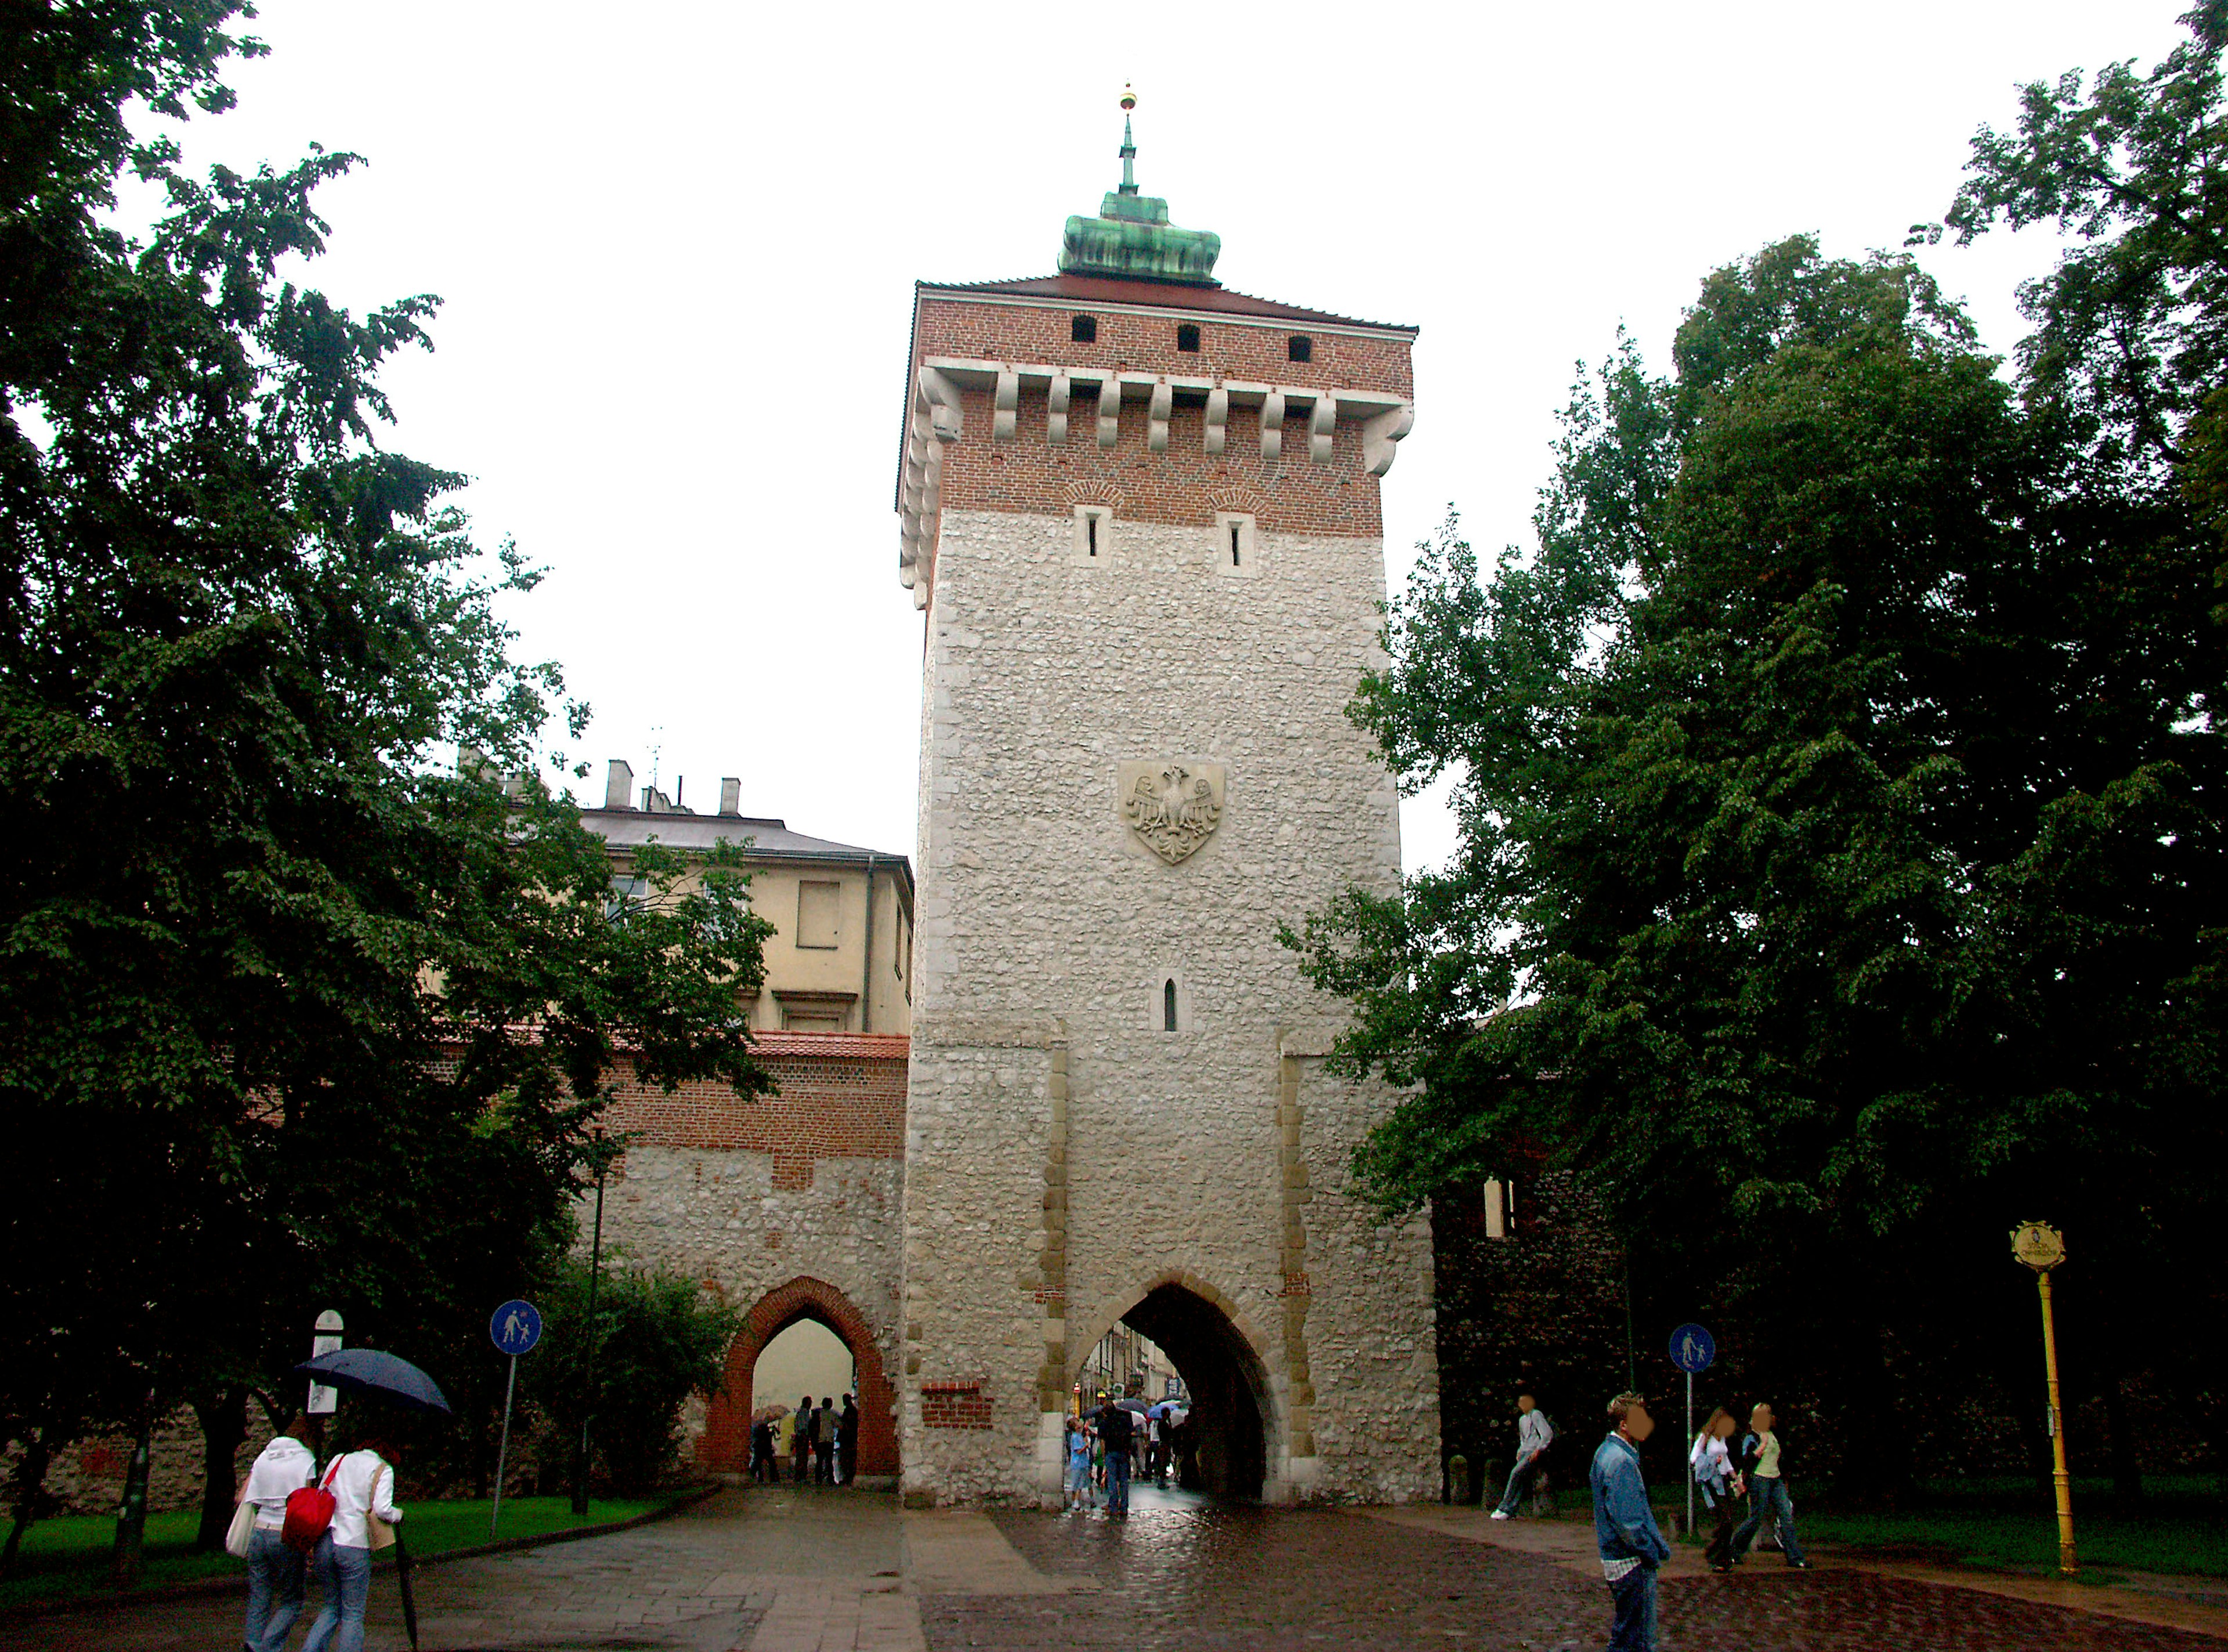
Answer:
[
  {"xmin": 491, "ymin": 1353, "xmax": 519, "ymax": 1539},
  {"xmin": 2011, "ymin": 1222, "xmax": 2075, "ymax": 1577},
  {"xmin": 1686, "ymin": 1368, "xmax": 1695, "ymax": 1538}
]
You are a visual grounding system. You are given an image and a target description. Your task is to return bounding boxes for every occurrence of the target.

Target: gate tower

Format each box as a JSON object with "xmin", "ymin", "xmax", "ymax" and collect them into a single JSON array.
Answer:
[{"xmin": 895, "ymin": 92, "xmax": 1437, "ymax": 1504}]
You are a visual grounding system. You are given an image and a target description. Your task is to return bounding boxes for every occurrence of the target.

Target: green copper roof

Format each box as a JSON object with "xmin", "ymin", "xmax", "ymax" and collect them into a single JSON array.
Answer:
[{"xmin": 1058, "ymin": 92, "xmax": 1221, "ymax": 287}]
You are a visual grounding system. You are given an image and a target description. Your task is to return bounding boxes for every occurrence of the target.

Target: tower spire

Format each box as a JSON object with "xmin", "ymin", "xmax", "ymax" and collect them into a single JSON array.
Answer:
[{"xmin": 1119, "ymin": 83, "xmax": 1138, "ymax": 196}]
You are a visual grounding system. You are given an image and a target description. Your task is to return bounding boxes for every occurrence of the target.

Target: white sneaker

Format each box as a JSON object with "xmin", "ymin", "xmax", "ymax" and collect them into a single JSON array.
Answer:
[{"xmin": 1489, "ymin": 1510, "xmax": 1510, "ymax": 1520}]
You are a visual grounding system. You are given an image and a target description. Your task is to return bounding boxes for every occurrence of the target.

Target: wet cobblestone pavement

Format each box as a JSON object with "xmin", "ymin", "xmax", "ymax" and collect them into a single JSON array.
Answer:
[{"xmin": 925, "ymin": 1487, "xmax": 2225, "ymax": 1651}]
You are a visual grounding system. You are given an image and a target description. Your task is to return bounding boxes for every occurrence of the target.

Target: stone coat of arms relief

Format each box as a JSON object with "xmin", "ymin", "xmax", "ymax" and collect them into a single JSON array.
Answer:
[{"xmin": 1119, "ymin": 759, "xmax": 1227, "ymax": 865}]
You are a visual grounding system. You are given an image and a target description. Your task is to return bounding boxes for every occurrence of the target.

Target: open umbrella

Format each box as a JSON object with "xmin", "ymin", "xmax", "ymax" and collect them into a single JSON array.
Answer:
[
  {"xmin": 291, "ymin": 1349, "xmax": 452, "ymax": 1415},
  {"xmin": 293, "ymin": 1350, "xmax": 444, "ymax": 1651}
]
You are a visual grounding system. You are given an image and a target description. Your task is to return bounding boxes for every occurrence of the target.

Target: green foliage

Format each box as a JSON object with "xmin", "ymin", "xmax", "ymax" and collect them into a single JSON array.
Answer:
[
  {"xmin": 1289, "ymin": 221, "xmax": 2225, "ymax": 1488},
  {"xmin": 525, "ymin": 1256, "xmax": 742, "ymax": 1495},
  {"xmin": 0, "ymin": 1, "xmax": 772, "ymax": 1533}
]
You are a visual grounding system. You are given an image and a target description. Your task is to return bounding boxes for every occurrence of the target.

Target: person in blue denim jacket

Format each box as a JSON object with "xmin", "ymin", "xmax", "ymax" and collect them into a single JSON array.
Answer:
[{"xmin": 1590, "ymin": 1392, "xmax": 1673, "ymax": 1651}]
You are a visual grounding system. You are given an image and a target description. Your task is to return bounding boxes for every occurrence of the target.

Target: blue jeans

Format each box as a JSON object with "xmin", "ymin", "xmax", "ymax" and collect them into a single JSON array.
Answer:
[
  {"xmin": 301, "ymin": 1536, "xmax": 371, "ymax": 1652},
  {"xmin": 1495, "ymin": 1452, "xmax": 1540, "ymax": 1514},
  {"xmin": 1733, "ymin": 1476, "xmax": 1805, "ymax": 1564},
  {"xmin": 242, "ymin": 1526, "xmax": 305, "ymax": 1652},
  {"xmin": 1607, "ymin": 1562, "xmax": 1659, "ymax": 1650},
  {"xmin": 1105, "ymin": 1446, "xmax": 1130, "ymax": 1514}
]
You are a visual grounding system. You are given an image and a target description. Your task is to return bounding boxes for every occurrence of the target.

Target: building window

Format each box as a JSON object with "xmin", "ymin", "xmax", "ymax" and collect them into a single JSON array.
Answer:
[
  {"xmin": 1163, "ymin": 978, "xmax": 1178, "ymax": 1031},
  {"xmin": 797, "ymin": 879, "xmax": 841, "ymax": 949},
  {"xmin": 1072, "ymin": 314, "xmax": 1097, "ymax": 343},
  {"xmin": 605, "ymin": 874, "xmax": 646, "ymax": 925},
  {"xmin": 1176, "ymin": 323, "xmax": 1200, "ymax": 352},
  {"xmin": 1214, "ymin": 511, "xmax": 1257, "ymax": 579},
  {"xmin": 1484, "ymin": 1178, "xmax": 1516, "ymax": 1239},
  {"xmin": 1072, "ymin": 503, "xmax": 1112, "ymax": 566},
  {"xmin": 1287, "ymin": 334, "xmax": 1312, "ymax": 363}
]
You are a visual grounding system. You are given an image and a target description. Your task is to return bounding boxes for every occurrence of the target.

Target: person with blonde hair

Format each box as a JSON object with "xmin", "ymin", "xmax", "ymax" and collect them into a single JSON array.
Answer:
[{"xmin": 1688, "ymin": 1405, "xmax": 1744, "ymax": 1572}]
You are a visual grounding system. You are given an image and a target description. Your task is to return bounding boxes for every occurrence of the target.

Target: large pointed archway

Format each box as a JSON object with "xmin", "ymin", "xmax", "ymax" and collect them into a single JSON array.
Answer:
[
  {"xmin": 1074, "ymin": 1275, "xmax": 1272, "ymax": 1500},
  {"xmin": 699, "ymin": 1276, "xmax": 898, "ymax": 1478}
]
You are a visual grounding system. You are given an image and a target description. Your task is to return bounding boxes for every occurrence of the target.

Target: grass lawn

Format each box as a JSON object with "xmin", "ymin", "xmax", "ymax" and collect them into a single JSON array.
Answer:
[
  {"xmin": 1643, "ymin": 1475, "xmax": 2228, "ymax": 1581},
  {"xmin": 0, "ymin": 1494, "xmax": 661, "ymax": 1614}
]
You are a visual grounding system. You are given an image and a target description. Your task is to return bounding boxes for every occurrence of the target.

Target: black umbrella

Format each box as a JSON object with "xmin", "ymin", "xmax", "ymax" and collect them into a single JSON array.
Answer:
[
  {"xmin": 393, "ymin": 1530, "xmax": 419, "ymax": 1651},
  {"xmin": 292, "ymin": 1349, "xmax": 452, "ymax": 1415}
]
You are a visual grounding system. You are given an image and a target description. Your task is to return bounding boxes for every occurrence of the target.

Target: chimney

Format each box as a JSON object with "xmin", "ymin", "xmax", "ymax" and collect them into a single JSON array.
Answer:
[
  {"xmin": 605, "ymin": 759, "xmax": 634, "ymax": 811},
  {"xmin": 719, "ymin": 777, "xmax": 741, "ymax": 816},
  {"xmin": 642, "ymin": 786, "xmax": 674, "ymax": 813}
]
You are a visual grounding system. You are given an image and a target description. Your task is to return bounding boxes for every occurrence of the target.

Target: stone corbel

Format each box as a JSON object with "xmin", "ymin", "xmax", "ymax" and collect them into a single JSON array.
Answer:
[
  {"xmin": 1309, "ymin": 395, "xmax": 1337, "ymax": 465},
  {"xmin": 918, "ymin": 366, "xmax": 963, "ymax": 443},
  {"xmin": 1260, "ymin": 390, "xmax": 1286, "ymax": 463},
  {"xmin": 1047, "ymin": 372, "xmax": 1070, "ymax": 446},
  {"xmin": 1147, "ymin": 381, "xmax": 1173, "ymax": 454},
  {"xmin": 1204, "ymin": 385, "xmax": 1228, "ymax": 456},
  {"xmin": 1363, "ymin": 403, "xmax": 1416, "ymax": 477},
  {"xmin": 993, "ymin": 368, "xmax": 1019, "ymax": 442},
  {"xmin": 1097, "ymin": 377, "xmax": 1121, "ymax": 450}
]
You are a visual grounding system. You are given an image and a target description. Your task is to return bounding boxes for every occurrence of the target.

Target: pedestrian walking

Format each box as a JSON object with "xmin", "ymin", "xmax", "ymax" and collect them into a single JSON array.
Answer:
[
  {"xmin": 1489, "ymin": 1392, "xmax": 1555, "ymax": 1519},
  {"xmin": 813, "ymin": 1396, "xmax": 837, "ymax": 1485},
  {"xmin": 1590, "ymin": 1393, "xmax": 1672, "ymax": 1652},
  {"xmin": 1095, "ymin": 1399, "xmax": 1135, "ymax": 1516},
  {"xmin": 1730, "ymin": 1402, "xmax": 1808, "ymax": 1567},
  {"xmin": 792, "ymin": 1396, "xmax": 815, "ymax": 1484},
  {"xmin": 1066, "ymin": 1413, "xmax": 1095, "ymax": 1510},
  {"xmin": 238, "ymin": 1412, "xmax": 317, "ymax": 1652},
  {"xmin": 838, "ymin": 1394, "xmax": 859, "ymax": 1486},
  {"xmin": 1688, "ymin": 1406, "xmax": 1744, "ymax": 1571},
  {"xmin": 301, "ymin": 1435, "xmax": 404, "ymax": 1652},
  {"xmin": 749, "ymin": 1415, "xmax": 778, "ymax": 1484}
]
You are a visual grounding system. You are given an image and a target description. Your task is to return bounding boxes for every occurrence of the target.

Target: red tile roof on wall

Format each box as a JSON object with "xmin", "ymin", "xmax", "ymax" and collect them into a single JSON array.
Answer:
[{"xmin": 917, "ymin": 273, "xmax": 1417, "ymax": 335}]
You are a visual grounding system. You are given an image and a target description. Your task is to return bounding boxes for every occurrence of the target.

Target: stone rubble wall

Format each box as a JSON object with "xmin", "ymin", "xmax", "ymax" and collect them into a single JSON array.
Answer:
[{"xmin": 901, "ymin": 505, "xmax": 1438, "ymax": 1505}]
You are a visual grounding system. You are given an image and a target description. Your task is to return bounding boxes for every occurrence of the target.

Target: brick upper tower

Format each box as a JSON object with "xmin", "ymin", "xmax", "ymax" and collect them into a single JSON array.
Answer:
[{"xmin": 895, "ymin": 93, "xmax": 1437, "ymax": 1506}]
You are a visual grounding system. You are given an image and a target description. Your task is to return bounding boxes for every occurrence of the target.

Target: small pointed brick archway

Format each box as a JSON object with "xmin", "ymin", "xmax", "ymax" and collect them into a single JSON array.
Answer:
[{"xmin": 697, "ymin": 1277, "xmax": 898, "ymax": 1479}]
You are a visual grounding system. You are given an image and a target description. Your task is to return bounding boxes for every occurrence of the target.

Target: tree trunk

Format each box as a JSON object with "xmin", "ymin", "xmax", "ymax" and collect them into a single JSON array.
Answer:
[
  {"xmin": 1, "ymin": 1430, "xmax": 55, "ymax": 1578},
  {"xmin": 191, "ymin": 1387, "xmax": 248, "ymax": 1551},
  {"xmin": 108, "ymin": 1394, "xmax": 155, "ymax": 1588}
]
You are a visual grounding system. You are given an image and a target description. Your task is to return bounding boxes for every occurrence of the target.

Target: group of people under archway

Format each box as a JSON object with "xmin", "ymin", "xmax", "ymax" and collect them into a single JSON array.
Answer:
[
  {"xmin": 1065, "ymin": 1389, "xmax": 1189, "ymax": 1516},
  {"xmin": 747, "ymin": 1393, "xmax": 860, "ymax": 1486}
]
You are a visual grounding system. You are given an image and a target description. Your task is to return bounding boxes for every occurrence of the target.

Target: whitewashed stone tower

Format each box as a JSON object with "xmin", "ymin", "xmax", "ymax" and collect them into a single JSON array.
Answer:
[{"xmin": 895, "ymin": 95, "xmax": 1437, "ymax": 1504}]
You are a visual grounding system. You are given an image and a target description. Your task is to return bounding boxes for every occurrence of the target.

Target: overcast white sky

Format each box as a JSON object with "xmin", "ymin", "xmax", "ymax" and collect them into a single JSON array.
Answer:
[{"xmin": 162, "ymin": 1, "xmax": 2190, "ymax": 872}]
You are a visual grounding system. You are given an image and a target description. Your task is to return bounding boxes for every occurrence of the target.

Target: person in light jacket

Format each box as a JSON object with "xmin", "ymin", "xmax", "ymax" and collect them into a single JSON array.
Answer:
[
  {"xmin": 238, "ymin": 1414, "xmax": 316, "ymax": 1652},
  {"xmin": 1689, "ymin": 1406, "xmax": 1744, "ymax": 1572},
  {"xmin": 1489, "ymin": 1392, "xmax": 1554, "ymax": 1517},
  {"xmin": 302, "ymin": 1436, "xmax": 404, "ymax": 1652},
  {"xmin": 1591, "ymin": 1392, "xmax": 1672, "ymax": 1651}
]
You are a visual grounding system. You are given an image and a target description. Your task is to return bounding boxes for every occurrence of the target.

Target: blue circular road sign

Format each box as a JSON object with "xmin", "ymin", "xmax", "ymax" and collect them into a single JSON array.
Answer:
[
  {"xmin": 1669, "ymin": 1323, "xmax": 1716, "ymax": 1374},
  {"xmin": 490, "ymin": 1300, "xmax": 543, "ymax": 1357}
]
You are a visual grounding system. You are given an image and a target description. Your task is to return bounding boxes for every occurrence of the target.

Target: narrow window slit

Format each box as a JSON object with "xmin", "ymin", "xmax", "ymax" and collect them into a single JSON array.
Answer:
[
  {"xmin": 1088, "ymin": 515, "xmax": 1098, "ymax": 556},
  {"xmin": 1230, "ymin": 524, "xmax": 1242, "ymax": 566},
  {"xmin": 1163, "ymin": 979, "xmax": 1177, "ymax": 1031}
]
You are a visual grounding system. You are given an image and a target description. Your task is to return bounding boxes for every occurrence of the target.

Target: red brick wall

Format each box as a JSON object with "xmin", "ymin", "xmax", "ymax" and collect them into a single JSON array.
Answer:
[
  {"xmin": 916, "ymin": 296, "xmax": 1414, "ymax": 398},
  {"xmin": 920, "ymin": 1382, "xmax": 994, "ymax": 1430},
  {"xmin": 698, "ymin": 1276, "xmax": 900, "ymax": 1477},
  {"xmin": 939, "ymin": 389, "xmax": 1383, "ymax": 537},
  {"xmin": 601, "ymin": 1032, "xmax": 906, "ymax": 1191}
]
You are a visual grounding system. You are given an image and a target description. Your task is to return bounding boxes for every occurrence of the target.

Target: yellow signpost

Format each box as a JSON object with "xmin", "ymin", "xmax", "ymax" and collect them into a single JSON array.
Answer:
[{"xmin": 2011, "ymin": 1220, "xmax": 2076, "ymax": 1576}]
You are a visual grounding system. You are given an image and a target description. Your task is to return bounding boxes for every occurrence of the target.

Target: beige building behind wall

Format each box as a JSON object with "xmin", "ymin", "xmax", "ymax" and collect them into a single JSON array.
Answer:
[{"xmin": 583, "ymin": 758, "xmax": 914, "ymax": 1037}]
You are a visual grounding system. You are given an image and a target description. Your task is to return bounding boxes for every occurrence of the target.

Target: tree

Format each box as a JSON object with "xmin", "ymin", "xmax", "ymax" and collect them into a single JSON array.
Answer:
[
  {"xmin": 525, "ymin": 1256, "xmax": 743, "ymax": 1497},
  {"xmin": 0, "ymin": 3, "xmax": 774, "ymax": 1563},
  {"xmin": 1286, "ymin": 232, "xmax": 2226, "ymax": 1494}
]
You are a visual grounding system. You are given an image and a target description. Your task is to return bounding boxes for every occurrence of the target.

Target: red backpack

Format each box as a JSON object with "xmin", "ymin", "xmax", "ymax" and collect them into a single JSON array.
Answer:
[{"xmin": 281, "ymin": 1457, "xmax": 346, "ymax": 1555}]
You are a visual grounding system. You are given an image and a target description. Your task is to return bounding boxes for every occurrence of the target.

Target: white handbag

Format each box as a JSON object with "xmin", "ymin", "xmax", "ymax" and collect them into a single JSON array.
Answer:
[{"xmin": 224, "ymin": 1498, "xmax": 258, "ymax": 1559}]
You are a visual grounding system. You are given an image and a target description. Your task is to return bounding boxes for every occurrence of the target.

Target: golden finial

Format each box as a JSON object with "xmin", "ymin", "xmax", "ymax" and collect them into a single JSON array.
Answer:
[{"xmin": 1120, "ymin": 83, "xmax": 1137, "ymax": 113}]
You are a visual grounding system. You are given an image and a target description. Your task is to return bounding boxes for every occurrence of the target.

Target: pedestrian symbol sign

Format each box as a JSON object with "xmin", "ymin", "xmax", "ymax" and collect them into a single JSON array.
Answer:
[
  {"xmin": 1669, "ymin": 1323, "xmax": 1715, "ymax": 1374},
  {"xmin": 491, "ymin": 1300, "xmax": 542, "ymax": 1357}
]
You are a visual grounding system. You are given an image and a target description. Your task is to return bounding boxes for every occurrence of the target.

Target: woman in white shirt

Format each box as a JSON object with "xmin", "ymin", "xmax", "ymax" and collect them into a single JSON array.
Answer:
[
  {"xmin": 302, "ymin": 1435, "xmax": 404, "ymax": 1652},
  {"xmin": 1689, "ymin": 1407, "xmax": 1743, "ymax": 1573},
  {"xmin": 238, "ymin": 1415, "xmax": 317, "ymax": 1652}
]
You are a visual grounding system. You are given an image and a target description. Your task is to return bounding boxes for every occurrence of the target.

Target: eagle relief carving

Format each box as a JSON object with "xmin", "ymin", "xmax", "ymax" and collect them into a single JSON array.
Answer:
[{"xmin": 1119, "ymin": 759, "xmax": 1226, "ymax": 865}]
